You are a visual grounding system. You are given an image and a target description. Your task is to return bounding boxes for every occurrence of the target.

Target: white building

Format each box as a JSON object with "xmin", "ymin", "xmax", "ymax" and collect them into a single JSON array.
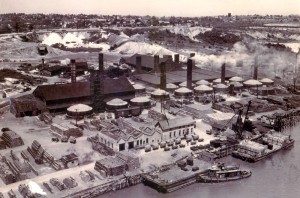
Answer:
[
  {"xmin": 155, "ymin": 116, "xmax": 196, "ymax": 141},
  {"xmin": 97, "ymin": 122, "xmax": 162, "ymax": 152},
  {"xmin": 97, "ymin": 116, "xmax": 196, "ymax": 151}
]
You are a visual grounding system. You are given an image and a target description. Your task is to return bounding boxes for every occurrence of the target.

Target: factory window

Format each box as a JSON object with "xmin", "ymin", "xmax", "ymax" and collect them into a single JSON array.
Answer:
[
  {"xmin": 191, "ymin": 128, "xmax": 193, "ymax": 132},
  {"xmin": 140, "ymin": 140, "xmax": 142, "ymax": 145},
  {"xmin": 187, "ymin": 128, "xmax": 189, "ymax": 134},
  {"xmin": 169, "ymin": 132, "xmax": 171, "ymax": 138},
  {"xmin": 137, "ymin": 140, "xmax": 139, "ymax": 145},
  {"xmin": 146, "ymin": 138, "xmax": 148, "ymax": 144},
  {"xmin": 179, "ymin": 130, "xmax": 181, "ymax": 136},
  {"xmin": 174, "ymin": 131, "xmax": 176, "ymax": 137}
]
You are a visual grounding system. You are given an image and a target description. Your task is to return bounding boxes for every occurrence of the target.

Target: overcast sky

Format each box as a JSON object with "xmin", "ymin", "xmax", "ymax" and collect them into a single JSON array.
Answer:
[{"xmin": 0, "ymin": 0, "xmax": 299, "ymax": 16}]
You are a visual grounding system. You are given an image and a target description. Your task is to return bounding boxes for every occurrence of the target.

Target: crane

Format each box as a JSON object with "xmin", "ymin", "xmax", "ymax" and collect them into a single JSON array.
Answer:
[{"xmin": 231, "ymin": 100, "xmax": 254, "ymax": 140}]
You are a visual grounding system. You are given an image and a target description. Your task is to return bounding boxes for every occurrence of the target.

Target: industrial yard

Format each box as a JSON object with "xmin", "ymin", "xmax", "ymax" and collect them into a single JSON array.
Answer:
[{"xmin": 1, "ymin": 4, "xmax": 300, "ymax": 198}]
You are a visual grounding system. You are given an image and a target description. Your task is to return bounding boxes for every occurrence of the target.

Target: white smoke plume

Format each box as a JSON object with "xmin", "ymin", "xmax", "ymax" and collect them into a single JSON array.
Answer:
[{"xmin": 193, "ymin": 39, "xmax": 298, "ymax": 79}]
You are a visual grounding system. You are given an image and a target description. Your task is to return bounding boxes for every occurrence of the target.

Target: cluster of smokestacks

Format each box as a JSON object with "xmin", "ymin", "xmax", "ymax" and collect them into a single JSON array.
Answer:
[
  {"xmin": 158, "ymin": 54, "xmax": 181, "ymax": 90},
  {"xmin": 135, "ymin": 54, "xmax": 181, "ymax": 74}
]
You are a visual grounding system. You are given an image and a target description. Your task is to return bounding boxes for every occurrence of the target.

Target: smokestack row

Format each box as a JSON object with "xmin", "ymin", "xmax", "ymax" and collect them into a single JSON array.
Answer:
[
  {"xmin": 70, "ymin": 59, "xmax": 76, "ymax": 83},
  {"xmin": 187, "ymin": 59, "xmax": 193, "ymax": 89},
  {"xmin": 221, "ymin": 63, "xmax": 226, "ymax": 83},
  {"xmin": 160, "ymin": 62, "xmax": 167, "ymax": 90}
]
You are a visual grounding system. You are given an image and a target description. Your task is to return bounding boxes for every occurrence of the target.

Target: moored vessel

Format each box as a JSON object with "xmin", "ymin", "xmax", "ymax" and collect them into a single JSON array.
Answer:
[{"xmin": 197, "ymin": 162, "xmax": 251, "ymax": 183}]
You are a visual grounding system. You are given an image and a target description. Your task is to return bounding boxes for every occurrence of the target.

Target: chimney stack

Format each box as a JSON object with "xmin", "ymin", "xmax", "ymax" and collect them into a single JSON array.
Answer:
[
  {"xmin": 187, "ymin": 59, "xmax": 193, "ymax": 89},
  {"xmin": 163, "ymin": 55, "xmax": 172, "ymax": 71},
  {"xmin": 253, "ymin": 66, "xmax": 258, "ymax": 80},
  {"xmin": 136, "ymin": 56, "xmax": 142, "ymax": 74},
  {"xmin": 98, "ymin": 53, "xmax": 104, "ymax": 74},
  {"xmin": 154, "ymin": 55, "xmax": 159, "ymax": 73},
  {"xmin": 160, "ymin": 62, "xmax": 166, "ymax": 90},
  {"xmin": 42, "ymin": 58, "xmax": 44, "ymax": 68},
  {"xmin": 221, "ymin": 63, "xmax": 226, "ymax": 83},
  {"xmin": 174, "ymin": 54, "xmax": 180, "ymax": 68},
  {"xmin": 70, "ymin": 59, "xmax": 76, "ymax": 83}
]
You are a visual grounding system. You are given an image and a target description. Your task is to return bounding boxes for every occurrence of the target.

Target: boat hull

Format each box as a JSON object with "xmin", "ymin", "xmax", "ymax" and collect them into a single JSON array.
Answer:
[{"xmin": 197, "ymin": 171, "xmax": 252, "ymax": 183}]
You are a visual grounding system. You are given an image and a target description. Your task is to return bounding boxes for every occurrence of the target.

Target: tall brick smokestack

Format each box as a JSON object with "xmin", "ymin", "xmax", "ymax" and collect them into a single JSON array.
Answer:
[
  {"xmin": 221, "ymin": 63, "xmax": 226, "ymax": 83},
  {"xmin": 160, "ymin": 62, "xmax": 166, "ymax": 90},
  {"xmin": 163, "ymin": 55, "xmax": 172, "ymax": 71},
  {"xmin": 174, "ymin": 54, "xmax": 180, "ymax": 68},
  {"xmin": 187, "ymin": 59, "xmax": 193, "ymax": 89},
  {"xmin": 98, "ymin": 53, "xmax": 104, "ymax": 74},
  {"xmin": 136, "ymin": 56, "xmax": 142, "ymax": 73},
  {"xmin": 253, "ymin": 66, "xmax": 258, "ymax": 80},
  {"xmin": 154, "ymin": 55, "xmax": 159, "ymax": 73},
  {"xmin": 70, "ymin": 59, "xmax": 76, "ymax": 83}
]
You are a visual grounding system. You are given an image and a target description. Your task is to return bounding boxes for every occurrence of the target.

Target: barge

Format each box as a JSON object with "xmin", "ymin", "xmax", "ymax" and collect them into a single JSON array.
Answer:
[{"xmin": 232, "ymin": 132, "xmax": 294, "ymax": 163}]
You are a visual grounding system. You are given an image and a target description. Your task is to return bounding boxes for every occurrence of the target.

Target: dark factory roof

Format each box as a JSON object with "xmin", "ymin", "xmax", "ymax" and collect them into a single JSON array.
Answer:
[
  {"xmin": 123, "ymin": 54, "xmax": 170, "ymax": 69},
  {"xmin": 33, "ymin": 77, "xmax": 135, "ymax": 101},
  {"xmin": 11, "ymin": 94, "xmax": 47, "ymax": 112},
  {"xmin": 33, "ymin": 82, "xmax": 90, "ymax": 101},
  {"xmin": 103, "ymin": 77, "xmax": 135, "ymax": 95}
]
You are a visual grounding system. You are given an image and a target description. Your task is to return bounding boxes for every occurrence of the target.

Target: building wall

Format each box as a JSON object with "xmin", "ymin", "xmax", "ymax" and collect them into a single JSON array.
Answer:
[
  {"xmin": 159, "ymin": 124, "xmax": 195, "ymax": 141},
  {"xmin": 98, "ymin": 130, "xmax": 162, "ymax": 152},
  {"xmin": 97, "ymin": 132, "xmax": 118, "ymax": 151}
]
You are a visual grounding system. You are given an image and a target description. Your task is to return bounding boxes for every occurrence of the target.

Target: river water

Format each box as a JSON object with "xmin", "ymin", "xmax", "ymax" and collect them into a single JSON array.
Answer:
[{"xmin": 99, "ymin": 124, "xmax": 300, "ymax": 198}]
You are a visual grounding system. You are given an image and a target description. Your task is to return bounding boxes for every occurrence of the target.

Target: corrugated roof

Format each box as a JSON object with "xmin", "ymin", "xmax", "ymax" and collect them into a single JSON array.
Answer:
[
  {"xmin": 34, "ymin": 82, "xmax": 90, "ymax": 101},
  {"xmin": 103, "ymin": 77, "xmax": 135, "ymax": 95},
  {"xmin": 157, "ymin": 116, "xmax": 195, "ymax": 131},
  {"xmin": 33, "ymin": 77, "xmax": 135, "ymax": 101}
]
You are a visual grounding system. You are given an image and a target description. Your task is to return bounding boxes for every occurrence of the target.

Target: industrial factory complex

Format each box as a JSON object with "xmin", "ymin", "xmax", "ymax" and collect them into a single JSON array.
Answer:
[{"xmin": 0, "ymin": 11, "xmax": 300, "ymax": 198}]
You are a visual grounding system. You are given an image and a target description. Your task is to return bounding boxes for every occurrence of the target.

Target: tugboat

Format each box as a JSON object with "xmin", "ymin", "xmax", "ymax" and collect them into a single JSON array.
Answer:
[{"xmin": 197, "ymin": 162, "xmax": 251, "ymax": 183}]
